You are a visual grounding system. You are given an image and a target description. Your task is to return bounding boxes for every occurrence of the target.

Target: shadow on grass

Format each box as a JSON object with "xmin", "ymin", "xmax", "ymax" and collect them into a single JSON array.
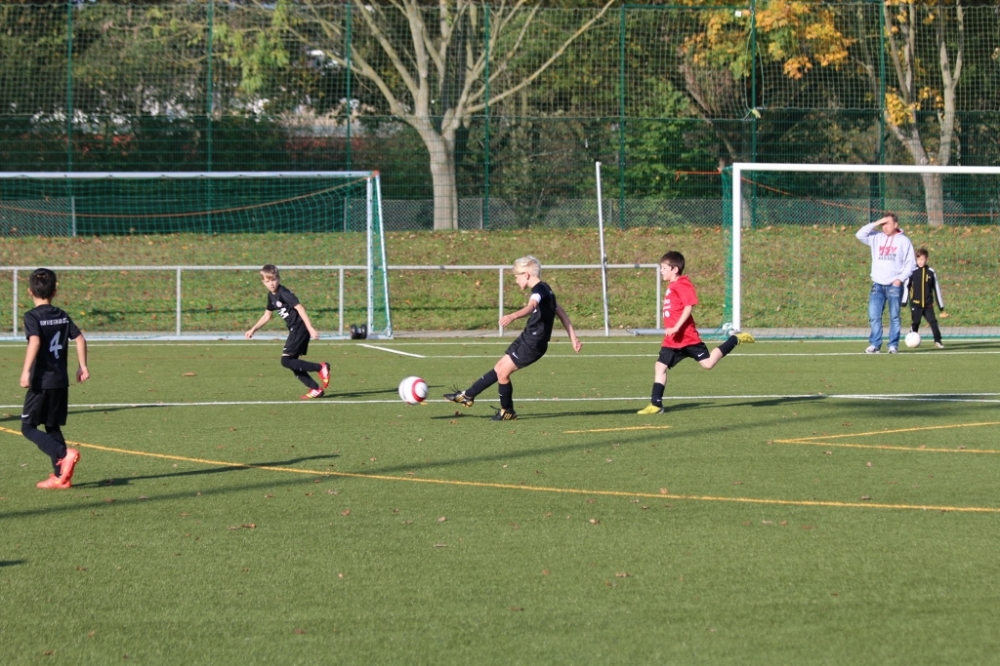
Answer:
[
  {"xmin": 71, "ymin": 453, "xmax": 341, "ymax": 489},
  {"xmin": 333, "ymin": 387, "xmax": 398, "ymax": 399},
  {"xmin": 428, "ymin": 396, "xmax": 826, "ymax": 421},
  {"xmin": 0, "ymin": 560, "xmax": 27, "ymax": 568},
  {"xmin": 1, "ymin": 396, "xmax": 995, "ymax": 523}
]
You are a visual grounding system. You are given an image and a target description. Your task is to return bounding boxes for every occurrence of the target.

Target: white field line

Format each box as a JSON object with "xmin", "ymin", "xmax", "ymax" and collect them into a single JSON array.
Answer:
[
  {"xmin": 358, "ymin": 344, "xmax": 425, "ymax": 358},
  {"xmin": 3, "ymin": 392, "xmax": 1000, "ymax": 411}
]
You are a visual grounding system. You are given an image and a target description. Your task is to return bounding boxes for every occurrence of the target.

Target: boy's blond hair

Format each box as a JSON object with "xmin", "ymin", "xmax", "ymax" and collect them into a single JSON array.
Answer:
[
  {"xmin": 513, "ymin": 256, "xmax": 541, "ymax": 277},
  {"xmin": 260, "ymin": 264, "xmax": 280, "ymax": 280}
]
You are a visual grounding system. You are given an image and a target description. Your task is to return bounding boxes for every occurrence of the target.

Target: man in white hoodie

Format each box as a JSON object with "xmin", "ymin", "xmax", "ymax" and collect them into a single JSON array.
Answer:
[{"xmin": 856, "ymin": 214, "xmax": 916, "ymax": 354}]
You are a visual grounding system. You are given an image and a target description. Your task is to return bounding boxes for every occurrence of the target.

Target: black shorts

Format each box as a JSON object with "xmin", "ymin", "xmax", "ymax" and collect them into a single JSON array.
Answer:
[
  {"xmin": 658, "ymin": 343, "xmax": 710, "ymax": 369},
  {"xmin": 283, "ymin": 328, "xmax": 311, "ymax": 358},
  {"xmin": 22, "ymin": 388, "xmax": 69, "ymax": 429},
  {"xmin": 505, "ymin": 337, "xmax": 548, "ymax": 369}
]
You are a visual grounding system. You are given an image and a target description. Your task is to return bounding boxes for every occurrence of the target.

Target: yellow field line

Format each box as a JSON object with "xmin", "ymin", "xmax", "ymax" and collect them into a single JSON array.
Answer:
[
  {"xmin": 773, "ymin": 421, "xmax": 1000, "ymax": 455},
  {"xmin": 779, "ymin": 421, "xmax": 1000, "ymax": 442},
  {"xmin": 774, "ymin": 439, "xmax": 1000, "ymax": 455},
  {"xmin": 3, "ymin": 426, "xmax": 998, "ymax": 514},
  {"xmin": 563, "ymin": 425, "xmax": 672, "ymax": 434}
]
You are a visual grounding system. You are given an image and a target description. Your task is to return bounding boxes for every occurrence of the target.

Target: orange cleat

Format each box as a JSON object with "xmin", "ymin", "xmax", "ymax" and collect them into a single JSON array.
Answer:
[
  {"xmin": 58, "ymin": 448, "xmax": 80, "ymax": 485},
  {"xmin": 319, "ymin": 363, "xmax": 331, "ymax": 389},
  {"xmin": 36, "ymin": 474, "xmax": 70, "ymax": 490},
  {"xmin": 300, "ymin": 388, "xmax": 324, "ymax": 400}
]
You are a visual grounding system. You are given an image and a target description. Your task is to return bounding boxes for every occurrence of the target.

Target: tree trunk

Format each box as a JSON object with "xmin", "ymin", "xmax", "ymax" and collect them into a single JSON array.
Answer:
[
  {"xmin": 921, "ymin": 172, "xmax": 946, "ymax": 228},
  {"xmin": 418, "ymin": 128, "xmax": 459, "ymax": 231}
]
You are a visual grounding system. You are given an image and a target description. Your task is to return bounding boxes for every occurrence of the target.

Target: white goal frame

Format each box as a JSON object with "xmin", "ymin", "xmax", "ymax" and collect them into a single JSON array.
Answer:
[
  {"xmin": 730, "ymin": 162, "xmax": 1000, "ymax": 332},
  {"xmin": 0, "ymin": 171, "xmax": 392, "ymax": 339}
]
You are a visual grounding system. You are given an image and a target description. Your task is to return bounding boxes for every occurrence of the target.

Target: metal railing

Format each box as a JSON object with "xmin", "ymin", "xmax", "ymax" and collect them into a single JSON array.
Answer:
[{"xmin": 3, "ymin": 263, "xmax": 662, "ymax": 338}]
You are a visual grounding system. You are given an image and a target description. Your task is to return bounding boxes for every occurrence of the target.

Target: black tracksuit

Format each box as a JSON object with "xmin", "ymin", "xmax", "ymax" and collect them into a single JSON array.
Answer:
[{"xmin": 904, "ymin": 265, "xmax": 945, "ymax": 344}]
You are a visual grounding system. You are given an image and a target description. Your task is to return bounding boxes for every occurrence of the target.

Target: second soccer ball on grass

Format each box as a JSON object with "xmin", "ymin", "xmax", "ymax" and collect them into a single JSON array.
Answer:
[
  {"xmin": 398, "ymin": 376, "xmax": 429, "ymax": 405},
  {"xmin": 905, "ymin": 331, "xmax": 922, "ymax": 348}
]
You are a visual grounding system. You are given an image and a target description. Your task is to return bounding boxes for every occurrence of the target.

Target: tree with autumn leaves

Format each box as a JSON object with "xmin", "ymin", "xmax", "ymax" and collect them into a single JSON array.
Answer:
[{"xmin": 677, "ymin": 0, "xmax": 978, "ymax": 226}]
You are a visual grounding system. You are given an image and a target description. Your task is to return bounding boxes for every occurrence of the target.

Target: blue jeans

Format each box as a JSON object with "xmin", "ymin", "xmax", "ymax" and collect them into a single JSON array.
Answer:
[{"xmin": 868, "ymin": 283, "xmax": 902, "ymax": 349}]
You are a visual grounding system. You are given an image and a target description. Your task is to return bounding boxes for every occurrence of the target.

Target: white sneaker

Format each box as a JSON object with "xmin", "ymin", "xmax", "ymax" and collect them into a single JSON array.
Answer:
[
  {"xmin": 864, "ymin": 345, "xmax": 879, "ymax": 354},
  {"xmin": 888, "ymin": 346, "xmax": 898, "ymax": 354},
  {"xmin": 934, "ymin": 341, "xmax": 944, "ymax": 349}
]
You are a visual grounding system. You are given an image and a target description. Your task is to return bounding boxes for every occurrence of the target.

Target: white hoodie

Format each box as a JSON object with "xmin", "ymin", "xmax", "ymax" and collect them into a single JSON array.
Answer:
[{"xmin": 856, "ymin": 222, "xmax": 916, "ymax": 285}]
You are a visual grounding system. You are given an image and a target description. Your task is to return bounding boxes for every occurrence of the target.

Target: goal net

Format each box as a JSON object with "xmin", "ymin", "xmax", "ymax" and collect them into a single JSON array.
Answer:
[
  {"xmin": 724, "ymin": 163, "xmax": 1000, "ymax": 339},
  {"xmin": 0, "ymin": 171, "xmax": 391, "ymax": 339}
]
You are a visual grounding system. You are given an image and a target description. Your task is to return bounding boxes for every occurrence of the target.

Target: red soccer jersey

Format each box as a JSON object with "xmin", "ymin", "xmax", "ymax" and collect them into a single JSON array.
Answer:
[{"xmin": 661, "ymin": 275, "xmax": 702, "ymax": 348}]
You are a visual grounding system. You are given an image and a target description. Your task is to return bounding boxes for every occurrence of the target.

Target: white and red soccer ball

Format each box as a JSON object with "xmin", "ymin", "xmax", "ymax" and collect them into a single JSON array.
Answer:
[{"xmin": 398, "ymin": 376, "xmax": 428, "ymax": 405}]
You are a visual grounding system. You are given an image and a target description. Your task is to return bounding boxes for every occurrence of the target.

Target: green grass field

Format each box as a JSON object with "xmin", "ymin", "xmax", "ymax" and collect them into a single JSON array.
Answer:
[{"xmin": 2, "ymin": 338, "xmax": 1000, "ymax": 664}]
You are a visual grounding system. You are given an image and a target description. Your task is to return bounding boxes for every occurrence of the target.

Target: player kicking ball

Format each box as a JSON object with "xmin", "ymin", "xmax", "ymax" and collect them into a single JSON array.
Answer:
[
  {"xmin": 444, "ymin": 256, "xmax": 582, "ymax": 420},
  {"xmin": 245, "ymin": 264, "xmax": 331, "ymax": 399},
  {"xmin": 637, "ymin": 251, "xmax": 754, "ymax": 415}
]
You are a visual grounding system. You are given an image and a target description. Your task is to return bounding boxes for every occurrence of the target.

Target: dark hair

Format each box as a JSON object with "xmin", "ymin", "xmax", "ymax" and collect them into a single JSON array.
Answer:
[
  {"xmin": 29, "ymin": 268, "xmax": 57, "ymax": 300},
  {"xmin": 916, "ymin": 247, "xmax": 929, "ymax": 259},
  {"xmin": 659, "ymin": 251, "xmax": 686, "ymax": 275},
  {"xmin": 884, "ymin": 213, "xmax": 899, "ymax": 224}
]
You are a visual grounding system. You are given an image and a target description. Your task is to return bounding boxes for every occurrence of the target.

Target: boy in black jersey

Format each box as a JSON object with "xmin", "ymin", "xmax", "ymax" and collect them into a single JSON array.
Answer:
[
  {"xmin": 20, "ymin": 268, "xmax": 89, "ymax": 489},
  {"xmin": 904, "ymin": 248, "xmax": 946, "ymax": 349},
  {"xmin": 245, "ymin": 264, "xmax": 331, "ymax": 399},
  {"xmin": 444, "ymin": 256, "xmax": 582, "ymax": 420}
]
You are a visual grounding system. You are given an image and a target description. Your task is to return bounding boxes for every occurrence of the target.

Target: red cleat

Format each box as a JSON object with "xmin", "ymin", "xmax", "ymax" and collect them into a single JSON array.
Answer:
[
  {"xmin": 58, "ymin": 448, "xmax": 80, "ymax": 485},
  {"xmin": 319, "ymin": 362, "xmax": 331, "ymax": 389},
  {"xmin": 36, "ymin": 474, "xmax": 70, "ymax": 490},
  {"xmin": 300, "ymin": 388, "xmax": 324, "ymax": 400}
]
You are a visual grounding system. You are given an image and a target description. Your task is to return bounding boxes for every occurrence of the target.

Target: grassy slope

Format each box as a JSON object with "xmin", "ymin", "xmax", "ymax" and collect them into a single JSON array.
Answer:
[{"xmin": 1, "ymin": 226, "xmax": 997, "ymax": 332}]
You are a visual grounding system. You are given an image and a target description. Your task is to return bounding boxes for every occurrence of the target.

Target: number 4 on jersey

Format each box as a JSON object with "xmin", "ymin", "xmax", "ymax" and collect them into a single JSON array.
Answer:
[{"xmin": 49, "ymin": 331, "xmax": 63, "ymax": 359}]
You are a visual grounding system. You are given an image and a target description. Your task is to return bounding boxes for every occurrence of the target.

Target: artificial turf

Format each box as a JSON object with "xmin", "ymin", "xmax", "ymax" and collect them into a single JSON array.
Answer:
[{"xmin": 1, "ymin": 338, "xmax": 999, "ymax": 664}]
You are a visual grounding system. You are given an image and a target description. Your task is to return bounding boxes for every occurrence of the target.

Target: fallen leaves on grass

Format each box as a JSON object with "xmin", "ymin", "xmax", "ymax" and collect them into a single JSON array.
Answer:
[
  {"xmin": 182, "ymin": 372, "xmax": 196, "ymax": 377},
  {"xmin": 228, "ymin": 523, "xmax": 257, "ymax": 530}
]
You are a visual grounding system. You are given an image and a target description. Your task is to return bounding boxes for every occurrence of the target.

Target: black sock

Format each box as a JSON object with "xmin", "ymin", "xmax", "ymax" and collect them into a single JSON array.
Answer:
[
  {"xmin": 22, "ymin": 422, "xmax": 67, "ymax": 475},
  {"xmin": 282, "ymin": 356, "xmax": 321, "ymax": 374},
  {"xmin": 651, "ymin": 382, "xmax": 665, "ymax": 407},
  {"xmin": 282, "ymin": 357, "xmax": 320, "ymax": 389},
  {"xmin": 717, "ymin": 335, "xmax": 738, "ymax": 357},
  {"xmin": 466, "ymin": 370, "xmax": 498, "ymax": 399},
  {"xmin": 294, "ymin": 370, "xmax": 318, "ymax": 389},
  {"xmin": 498, "ymin": 382, "xmax": 513, "ymax": 411}
]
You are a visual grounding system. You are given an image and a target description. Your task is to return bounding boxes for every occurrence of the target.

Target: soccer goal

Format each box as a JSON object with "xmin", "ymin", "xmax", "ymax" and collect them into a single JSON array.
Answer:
[
  {"xmin": 0, "ymin": 171, "xmax": 392, "ymax": 338},
  {"xmin": 725, "ymin": 163, "xmax": 1000, "ymax": 339}
]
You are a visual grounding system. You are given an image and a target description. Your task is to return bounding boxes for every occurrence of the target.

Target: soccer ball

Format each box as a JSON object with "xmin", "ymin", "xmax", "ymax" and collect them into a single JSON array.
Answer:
[
  {"xmin": 398, "ymin": 376, "xmax": 428, "ymax": 405},
  {"xmin": 905, "ymin": 331, "xmax": 922, "ymax": 348}
]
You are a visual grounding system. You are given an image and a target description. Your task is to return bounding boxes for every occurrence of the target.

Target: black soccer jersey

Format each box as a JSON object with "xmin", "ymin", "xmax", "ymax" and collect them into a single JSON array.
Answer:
[
  {"xmin": 266, "ymin": 285, "xmax": 304, "ymax": 333},
  {"xmin": 521, "ymin": 281, "xmax": 557, "ymax": 345},
  {"xmin": 23, "ymin": 304, "xmax": 82, "ymax": 390}
]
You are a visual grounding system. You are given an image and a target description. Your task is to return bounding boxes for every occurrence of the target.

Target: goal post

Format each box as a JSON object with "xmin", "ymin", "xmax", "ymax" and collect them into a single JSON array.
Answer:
[
  {"xmin": 0, "ymin": 171, "xmax": 392, "ymax": 339},
  {"xmin": 726, "ymin": 163, "xmax": 1000, "ymax": 339}
]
